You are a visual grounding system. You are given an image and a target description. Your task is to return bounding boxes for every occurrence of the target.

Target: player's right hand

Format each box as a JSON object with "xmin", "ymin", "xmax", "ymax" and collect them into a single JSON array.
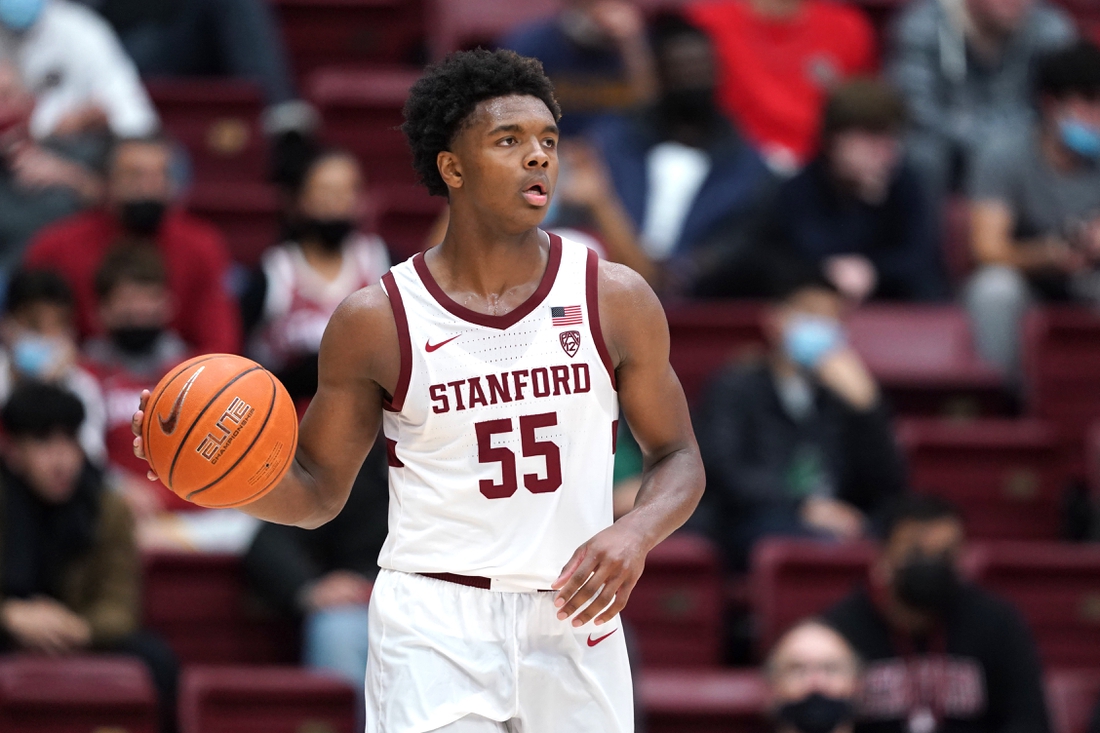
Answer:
[{"xmin": 131, "ymin": 390, "xmax": 160, "ymax": 482}]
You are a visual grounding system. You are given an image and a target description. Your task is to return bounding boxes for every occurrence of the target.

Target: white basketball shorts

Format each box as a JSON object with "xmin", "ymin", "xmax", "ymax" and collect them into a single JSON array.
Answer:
[{"xmin": 364, "ymin": 569, "xmax": 634, "ymax": 733}]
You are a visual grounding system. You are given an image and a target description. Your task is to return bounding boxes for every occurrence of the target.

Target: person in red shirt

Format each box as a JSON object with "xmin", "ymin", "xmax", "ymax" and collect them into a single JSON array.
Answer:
[
  {"xmin": 688, "ymin": 0, "xmax": 877, "ymax": 170},
  {"xmin": 23, "ymin": 135, "xmax": 242, "ymax": 354}
]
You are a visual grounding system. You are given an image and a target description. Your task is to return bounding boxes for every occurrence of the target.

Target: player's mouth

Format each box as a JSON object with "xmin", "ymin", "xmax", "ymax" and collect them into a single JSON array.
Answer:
[{"xmin": 522, "ymin": 181, "xmax": 549, "ymax": 207}]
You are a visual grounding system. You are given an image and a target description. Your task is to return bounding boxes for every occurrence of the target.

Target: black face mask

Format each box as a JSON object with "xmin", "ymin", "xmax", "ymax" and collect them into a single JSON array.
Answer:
[
  {"xmin": 895, "ymin": 554, "xmax": 960, "ymax": 613},
  {"xmin": 300, "ymin": 217, "xmax": 354, "ymax": 251},
  {"xmin": 109, "ymin": 325, "xmax": 162, "ymax": 355},
  {"xmin": 120, "ymin": 199, "xmax": 167, "ymax": 236},
  {"xmin": 777, "ymin": 692, "xmax": 855, "ymax": 733}
]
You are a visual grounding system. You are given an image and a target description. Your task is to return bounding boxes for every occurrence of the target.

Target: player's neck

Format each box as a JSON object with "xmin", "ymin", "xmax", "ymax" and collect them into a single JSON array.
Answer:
[{"xmin": 433, "ymin": 212, "xmax": 548, "ymax": 299}]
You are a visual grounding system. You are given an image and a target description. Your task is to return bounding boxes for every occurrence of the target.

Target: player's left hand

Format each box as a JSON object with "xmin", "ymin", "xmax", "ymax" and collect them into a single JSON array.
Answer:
[{"xmin": 552, "ymin": 524, "xmax": 648, "ymax": 627}]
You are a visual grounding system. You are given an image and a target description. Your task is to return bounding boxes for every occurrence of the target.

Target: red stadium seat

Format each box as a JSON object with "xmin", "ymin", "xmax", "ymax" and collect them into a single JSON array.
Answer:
[
  {"xmin": 1023, "ymin": 307, "xmax": 1100, "ymax": 477},
  {"xmin": 270, "ymin": 0, "xmax": 425, "ymax": 75},
  {"xmin": 640, "ymin": 668, "xmax": 769, "ymax": 733},
  {"xmin": 968, "ymin": 542, "xmax": 1100, "ymax": 669},
  {"xmin": 180, "ymin": 666, "xmax": 357, "ymax": 733},
  {"xmin": 896, "ymin": 418, "xmax": 1064, "ymax": 540},
  {"xmin": 1047, "ymin": 669, "xmax": 1100, "ymax": 733},
  {"xmin": 0, "ymin": 656, "xmax": 157, "ymax": 733},
  {"xmin": 142, "ymin": 551, "xmax": 297, "ymax": 665},
  {"xmin": 665, "ymin": 301, "xmax": 766, "ymax": 406},
  {"xmin": 749, "ymin": 539, "xmax": 876, "ymax": 656},
  {"xmin": 307, "ymin": 67, "xmax": 421, "ymax": 186},
  {"xmin": 622, "ymin": 533, "xmax": 723, "ymax": 668},
  {"xmin": 847, "ymin": 305, "xmax": 1006, "ymax": 417},
  {"xmin": 146, "ymin": 79, "xmax": 266, "ymax": 186},
  {"xmin": 186, "ymin": 182, "xmax": 280, "ymax": 266}
]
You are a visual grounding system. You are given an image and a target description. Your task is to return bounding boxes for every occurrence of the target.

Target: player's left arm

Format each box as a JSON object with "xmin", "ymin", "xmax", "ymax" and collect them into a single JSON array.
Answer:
[{"xmin": 552, "ymin": 261, "xmax": 705, "ymax": 626}]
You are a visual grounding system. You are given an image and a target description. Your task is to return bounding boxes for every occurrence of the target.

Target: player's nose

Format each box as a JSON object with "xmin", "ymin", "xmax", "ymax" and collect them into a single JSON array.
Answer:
[{"xmin": 524, "ymin": 141, "xmax": 550, "ymax": 168}]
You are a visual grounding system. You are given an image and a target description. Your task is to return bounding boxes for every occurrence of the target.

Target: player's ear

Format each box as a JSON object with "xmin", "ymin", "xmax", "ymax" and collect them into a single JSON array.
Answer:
[{"xmin": 437, "ymin": 151, "xmax": 463, "ymax": 191}]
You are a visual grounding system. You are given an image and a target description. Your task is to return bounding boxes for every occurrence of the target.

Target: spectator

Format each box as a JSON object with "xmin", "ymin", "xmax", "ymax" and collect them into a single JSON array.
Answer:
[
  {"xmin": 766, "ymin": 619, "xmax": 861, "ymax": 733},
  {"xmin": 586, "ymin": 14, "xmax": 776, "ymax": 292},
  {"xmin": 499, "ymin": 0, "xmax": 656, "ymax": 136},
  {"xmin": 694, "ymin": 270, "xmax": 906, "ymax": 570},
  {"xmin": 0, "ymin": 0, "xmax": 157, "ymax": 140},
  {"xmin": 25, "ymin": 134, "xmax": 242, "ymax": 354},
  {"xmin": 890, "ymin": 0, "xmax": 1075, "ymax": 195},
  {"xmin": 0, "ymin": 382, "xmax": 177, "ymax": 732},
  {"xmin": 823, "ymin": 495, "xmax": 1050, "ymax": 732},
  {"xmin": 765, "ymin": 79, "xmax": 948, "ymax": 303},
  {"xmin": 82, "ymin": 244, "xmax": 192, "ymax": 520},
  {"xmin": 964, "ymin": 41, "xmax": 1100, "ymax": 378},
  {"xmin": 243, "ymin": 439, "xmax": 388, "ymax": 701},
  {"xmin": 0, "ymin": 269, "xmax": 105, "ymax": 464},
  {"xmin": 688, "ymin": 0, "xmax": 877, "ymax": 170},
  {"xmin": 242, "ymin": 150, "xmax": 389, "ymax": 402},
  {"xmin": 0, "ymin": 60, "xmax": 105, "ymax": 272}
]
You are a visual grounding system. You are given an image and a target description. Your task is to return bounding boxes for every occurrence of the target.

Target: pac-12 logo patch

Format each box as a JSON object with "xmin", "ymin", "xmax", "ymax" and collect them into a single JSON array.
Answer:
[{"xmin": 560, "ymin": 330, "xmax": 581, "ymax": 358}]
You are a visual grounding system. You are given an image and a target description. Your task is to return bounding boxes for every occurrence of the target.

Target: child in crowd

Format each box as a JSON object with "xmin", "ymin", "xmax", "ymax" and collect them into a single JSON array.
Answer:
[{"xmin": 0, "ymin": 269, "xmax": 105, "ymax": 463}]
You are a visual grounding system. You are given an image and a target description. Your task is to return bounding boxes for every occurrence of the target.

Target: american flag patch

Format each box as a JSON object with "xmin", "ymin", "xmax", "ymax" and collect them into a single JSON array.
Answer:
[{"xmin": 551, "ymin": 305, "xmax": 583, "ymax": 326}]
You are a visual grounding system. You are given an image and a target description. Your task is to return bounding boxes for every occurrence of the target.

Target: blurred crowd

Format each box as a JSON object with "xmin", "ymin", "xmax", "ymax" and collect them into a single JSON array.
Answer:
[{"xmin": 0, "ymin": 0, "xmax": 1097, "ymax": 731}]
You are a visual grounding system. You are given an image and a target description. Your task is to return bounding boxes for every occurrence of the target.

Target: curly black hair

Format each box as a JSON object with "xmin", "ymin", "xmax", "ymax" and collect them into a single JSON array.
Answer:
[{"xmin": 402, "ymin": 49, "xmax": 561, "ymax": 197}]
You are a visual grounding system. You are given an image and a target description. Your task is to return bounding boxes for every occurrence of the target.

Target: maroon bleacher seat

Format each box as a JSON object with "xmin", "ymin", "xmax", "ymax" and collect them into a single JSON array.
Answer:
[
  {"xmin": 307, "ymin": 67, "xmax": 421, "ymax": 186},
  {"xmin": 749, "ymin": 538, "xmax": 876, "ymax": 655},
  {"xmin": 622, "ymin": 533, "xmax": 723, "ymax": 668},
  {"xmin": 1048, "ymin": 669, "xmax": 1100, "ymax": 733},
  {"xmin": 142, "ymin": 551, "xmax": 297, "ymax": 666},
  {"xmin": 0, "ymin": 656, "xmax": 157, "ymax": 733},
  {"xmin": 180, "ymin": 666, "xmax": 357, "ymax": 733},
  {"xmin": 271, "ymin": 0, "xmax": 425, "ymax": 74},
  {"xmin": 969, "ymin": 542, "xmax": 1100, "ymax": 669},
  {"xmin": 186, "ymin": 182, "xmax": 280, "ymax": 266},
  {"xmin": 641, "ymin": 668, "xmax": 769, "ymax": 733},
  {"xmin": 147, "ymin": 79, "xmax": 266, "ymax": 186},
  {"xmin": 374, "ymin": 183, "xmax": 444, "ymax": 262},
  {"xmin": 665, "ymin": 301, "xmax": 765, "ymax": 405},
  {"xmin": 847, "ymin": 305, "xmax": 1006, "ymax": 416},
  {"xmin": 941, "ymin": 196, "xmax": 974, "ymax": 287},
  {"xmin": 896, "ymin": 418, "xmax": 1064, "ymax": 540},
  {"xmin": 1023, "ymin": 307, "xmax": 1100, "ymax": 477}
]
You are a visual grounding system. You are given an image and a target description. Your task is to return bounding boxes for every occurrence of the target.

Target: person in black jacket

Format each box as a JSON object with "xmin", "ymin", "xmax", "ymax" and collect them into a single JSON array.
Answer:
[
  {"xmin": 243, "ymin": 438, "xmax": 388, "ymax": 694},
  {"xmin": 694, "ymin": 271, "xmax": 907, "ymax": 570},
  {"xmin": 823, "ymin": 495, "xmax": 1050, "ymax": 733}
]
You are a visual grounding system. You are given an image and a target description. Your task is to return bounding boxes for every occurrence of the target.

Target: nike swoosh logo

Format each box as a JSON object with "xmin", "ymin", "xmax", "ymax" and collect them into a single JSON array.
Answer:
[
  {"xmin": 425, "ymin": 335, "xmax": 460, "ymax": 353},
  {"xmin": 587, "ymin": 629, "xmax": 618, "ymax": 647},
  {"xmin": 157, "ymin": 366, "xmax": 205, "ymax": 435}
]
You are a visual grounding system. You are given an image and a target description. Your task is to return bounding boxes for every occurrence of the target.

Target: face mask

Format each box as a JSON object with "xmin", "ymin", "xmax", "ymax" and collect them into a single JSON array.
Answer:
[
  {"xmin": 109, "ymin": 325, "xmax": 162, "ymax": 355},
  {"xmin": 895, "ymin": 554, "xmax": 960, "ymax": 613},
  {"xmin": 1059, "ymin": 118, "xmax": 1100, "ymax": 161},
  {"xmin": 120, "ymin": 199, "xmax": 167, "ymax": 236},
  {"xmin": 11, "ymin": 334, "xmax": 65, "ymax": 378},
  {"xmin": 0, "ymin": 0, "xmax": 45, "ymax": 32},
  {"xmin": 300, "ymin": 217, "xmax": 354, "ymax": 251},
  {"xmin": 777, "ymin": 692, "xmax": 856, "ymax": 733},
  {"xmin": 783, "ymin": 315, "xmax": 844, "ymax": 370}
]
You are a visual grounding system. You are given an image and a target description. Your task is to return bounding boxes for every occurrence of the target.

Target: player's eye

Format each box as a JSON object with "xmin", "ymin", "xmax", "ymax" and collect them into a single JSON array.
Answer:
[
  {"xmin": 543, "ymin": 138, "xmax": 557, "ymax": 149},
  {"xmin": 499, "ymin": 136, "xmax": 516, "ymax": 146}
]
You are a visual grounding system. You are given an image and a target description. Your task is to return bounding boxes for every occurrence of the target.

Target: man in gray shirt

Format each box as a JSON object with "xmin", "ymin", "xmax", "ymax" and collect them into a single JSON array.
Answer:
[
  {"xmin": 889, "ymin": 0, "xmax": 1075, "ymax": 195},
  {"xmin": 965, "ymin": 41, "xmax": 1100, "ymax": 378}
]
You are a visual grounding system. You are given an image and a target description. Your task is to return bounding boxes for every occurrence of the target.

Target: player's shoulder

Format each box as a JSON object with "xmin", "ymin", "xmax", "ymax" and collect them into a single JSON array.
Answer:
[
  {"xmin": 329, "ymin": 282, "xmax": 395, "ymax": 333},
  {"xmin": 595, "ymin": 258, "xmax": 662, "ymax": 316}
]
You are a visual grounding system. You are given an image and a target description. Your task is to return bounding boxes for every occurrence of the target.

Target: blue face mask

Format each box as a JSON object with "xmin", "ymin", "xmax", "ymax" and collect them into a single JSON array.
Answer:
[
  {"xmin": 783, "ymin": 315, "xmax": 844, "ymax": 370},
  {"xmin": 0, "ymin": 0, "xmax": 44, "ymax": 32},
  {"xmin": 11, "ymin": 334, "xmax": 64, "ymax": 378},
  {"xmin": 1059, "ymin": 118, "xmax": 1100, "ymax": 161}
]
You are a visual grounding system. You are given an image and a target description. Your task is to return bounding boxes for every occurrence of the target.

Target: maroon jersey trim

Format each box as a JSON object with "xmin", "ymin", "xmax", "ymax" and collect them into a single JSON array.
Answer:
[
  {"xmin": 382, "ymin": 271, "xmax": 412, "ymax": 412},
  {"xmin": 586, "ymin": 247, "xmax": 617, "ymax": 391},
  {"xmin": 412, "ymin": 232, "xmax": 563, "ymax": 330}
]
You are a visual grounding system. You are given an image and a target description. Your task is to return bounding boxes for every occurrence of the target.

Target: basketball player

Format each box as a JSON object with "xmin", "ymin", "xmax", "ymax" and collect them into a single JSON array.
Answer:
[{"xmin": 132, "ymin": 49, "xmax": 705, "ymax": 732}]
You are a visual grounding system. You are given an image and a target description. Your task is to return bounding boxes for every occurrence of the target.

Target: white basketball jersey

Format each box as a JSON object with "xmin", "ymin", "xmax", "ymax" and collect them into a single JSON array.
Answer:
[{"xmin": 378, "ymin": 233, "xmax": 619, "ymax": 590}]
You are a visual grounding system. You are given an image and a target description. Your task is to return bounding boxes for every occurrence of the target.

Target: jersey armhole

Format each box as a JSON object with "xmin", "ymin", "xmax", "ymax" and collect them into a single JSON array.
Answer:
[
  {"xmin": 585, "ymin": 247, "xmax": 617, "ymax": 391},
  {"xmin": 381, "ymin": 271, "xmax": 412, "ymax": 412}
]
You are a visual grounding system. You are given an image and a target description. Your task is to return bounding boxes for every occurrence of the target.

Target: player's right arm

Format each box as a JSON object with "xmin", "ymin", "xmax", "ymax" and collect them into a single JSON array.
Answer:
[{"xmin": 132, "ymin": 284, "xmax": 398, "ymax": 529}]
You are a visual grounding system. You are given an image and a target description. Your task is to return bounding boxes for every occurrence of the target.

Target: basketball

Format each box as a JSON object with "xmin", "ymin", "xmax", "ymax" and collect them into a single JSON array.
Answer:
[{"xmin": 142, "ymin": 354, "xmax": 299, "ymax": 509}]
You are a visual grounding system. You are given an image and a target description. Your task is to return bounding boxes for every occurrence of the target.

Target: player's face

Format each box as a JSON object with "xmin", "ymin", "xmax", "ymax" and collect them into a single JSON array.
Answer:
[{"xmin": 444, "ymin": 94, "xmax": 559, "ymax": 234}]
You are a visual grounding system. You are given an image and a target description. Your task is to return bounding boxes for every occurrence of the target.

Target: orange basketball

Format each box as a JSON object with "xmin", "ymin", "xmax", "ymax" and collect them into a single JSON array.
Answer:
[{"xmin": 142, "ymin": 354, "xmax": 298, "ymax": 509}]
